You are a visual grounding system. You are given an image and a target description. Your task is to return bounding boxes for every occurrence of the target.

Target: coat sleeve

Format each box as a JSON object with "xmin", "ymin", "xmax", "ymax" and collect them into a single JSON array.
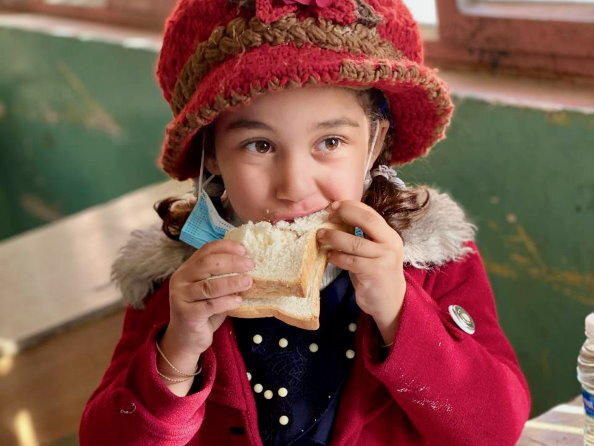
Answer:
[
  {"xmin": 360, "ymin": 241, "xmax": 531, "ymax": 446},
  {"xmin": 79, "ymin": 280, "xmax": 217, "ymax": 445}
]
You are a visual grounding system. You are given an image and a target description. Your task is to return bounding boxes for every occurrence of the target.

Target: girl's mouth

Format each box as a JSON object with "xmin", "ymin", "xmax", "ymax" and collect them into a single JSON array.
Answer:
[{"xmin": 269, "ymin": 208, "xmax": 326, "ymax": 225}]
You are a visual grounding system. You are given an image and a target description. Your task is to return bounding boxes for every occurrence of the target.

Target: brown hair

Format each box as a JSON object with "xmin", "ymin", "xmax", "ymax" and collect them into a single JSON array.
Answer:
[
  {"xmin": 355, "ymin": 88, "xmax": 430, "ymax": 235},
  {"xmin": 155, "ymin": 88, "xmax": 429, "ymax": 241}
]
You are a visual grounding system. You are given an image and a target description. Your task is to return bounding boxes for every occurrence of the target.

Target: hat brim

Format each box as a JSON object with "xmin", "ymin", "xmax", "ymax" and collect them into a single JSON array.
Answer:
[{"xmin": 159, "ymin": 44, "xmax": 453, "ymax": 180}]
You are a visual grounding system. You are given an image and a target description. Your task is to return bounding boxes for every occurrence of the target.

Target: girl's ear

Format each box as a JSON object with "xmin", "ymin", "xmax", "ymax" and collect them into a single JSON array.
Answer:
[
  {"xmin": 204, "ymin": 156, "xmax": 221, "ymax": 175},
  {"xmin": 371, "ymin": 119, "xmax": 391, "ymax": 164}
]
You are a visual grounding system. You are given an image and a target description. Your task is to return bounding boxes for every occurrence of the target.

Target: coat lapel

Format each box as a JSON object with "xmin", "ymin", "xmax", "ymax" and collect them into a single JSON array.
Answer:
[
  {"xmin": 329, "ymin": 311, "xmax": 394, "ymax": 444},
  {"xmin": 208, "ymin": 318, "xmax": 255, "ymax": 411}
]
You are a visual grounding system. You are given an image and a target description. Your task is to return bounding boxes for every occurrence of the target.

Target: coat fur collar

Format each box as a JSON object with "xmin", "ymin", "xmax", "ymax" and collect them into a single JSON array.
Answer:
[{"xmin": 112, "ymin": 188, "xmax": 476, "ymax": 309}]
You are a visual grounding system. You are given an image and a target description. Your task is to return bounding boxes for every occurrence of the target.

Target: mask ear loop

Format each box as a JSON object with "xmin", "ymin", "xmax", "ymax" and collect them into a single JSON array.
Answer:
[
  {"xmin": 195, "ymin": 131, "xmax": 216, "ymax": 200},
  {"xmin": 355, "ymin": 120, "xmax": 381, "ymax": 239},
  {"xmin": 363, "ymin": 120, "xmax": 381, "ymax": 182}
]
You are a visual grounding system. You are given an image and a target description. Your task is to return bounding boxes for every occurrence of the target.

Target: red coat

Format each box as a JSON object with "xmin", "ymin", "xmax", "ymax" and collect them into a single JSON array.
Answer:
[{"xmin": 80, "ymin": 241, "xmax": 531, "ymax": 445}]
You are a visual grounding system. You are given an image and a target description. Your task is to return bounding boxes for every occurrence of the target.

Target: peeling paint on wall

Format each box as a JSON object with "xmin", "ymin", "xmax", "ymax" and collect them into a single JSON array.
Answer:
[
  {"xmin": 546, "ymin": 111, "xmax": 571, "ymax": 126},
  {"xmin": 483, "ymin": 220, "xmax": 594, "ymax": 306},
  {"xmin": 56, "ymin": 62, "xmax": 123, "ymax": 139},
  {"xmin": 20, "ymin": 194, "xmax": 64, "ymax": 222}
]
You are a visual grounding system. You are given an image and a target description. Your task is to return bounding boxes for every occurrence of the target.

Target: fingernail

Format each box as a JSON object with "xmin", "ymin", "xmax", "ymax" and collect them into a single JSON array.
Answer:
[
  {"xmin": 241, "ymin": 275, "xmax": 252, "ymax": 286},
  {"xmin": 317, "ymin": 229, "xmax": 326, "ymax": 238},
  {"xmin": 244, "ymin": 258, "xmax": 255, "ymax": 269},
  {"xmin": 234, "ymin": 296, "xmax": 243, "ymax": 303},
  {"xmin": 330, "ymin": 201, "xmax": 340, "ymax": 210}
]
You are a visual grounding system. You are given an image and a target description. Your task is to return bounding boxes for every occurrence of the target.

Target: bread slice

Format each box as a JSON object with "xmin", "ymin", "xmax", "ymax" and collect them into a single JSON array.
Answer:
[
  {"xmin": 224, "ymin": 209, "xmax": 348, "ymax": 330},
  {"xmin": 226, "ymin": 245, "xmax": 327, "ymax": 330}
]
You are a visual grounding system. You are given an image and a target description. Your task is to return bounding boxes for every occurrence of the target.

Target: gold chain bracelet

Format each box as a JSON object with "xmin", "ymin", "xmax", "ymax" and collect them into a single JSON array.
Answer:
[
  {"xmin": 155, "ymin": 340, "xmax": 202, "ymax": 377},
  {"xmin": 156, "ymin": 369, "xmax": 194, "ymax": 383}
]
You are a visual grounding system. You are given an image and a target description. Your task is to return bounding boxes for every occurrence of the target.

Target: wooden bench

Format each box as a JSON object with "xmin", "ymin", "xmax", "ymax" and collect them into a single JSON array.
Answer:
[{"xmin": 0, "ymin": 181, "xmax": 190, "ymax": 445}]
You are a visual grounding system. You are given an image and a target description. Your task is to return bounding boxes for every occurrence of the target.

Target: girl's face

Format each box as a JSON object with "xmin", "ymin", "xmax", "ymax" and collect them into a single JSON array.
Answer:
[{"xmin": 208, "ymin": 87, "xmax": 387, "ymax": 224}]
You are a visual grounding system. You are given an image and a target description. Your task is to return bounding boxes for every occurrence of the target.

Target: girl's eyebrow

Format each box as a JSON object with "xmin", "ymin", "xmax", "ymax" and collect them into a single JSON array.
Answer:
[
  {"xmin": 224, "ymin": 117, "xmax": 360, "ymax": 132},
  {"xmin": 225, "ymin": 119, "xmax": 272, "ymax": 131},
  {"xmin": 315, "ymin": 118, "xmax": 360, "ymax": 129}
]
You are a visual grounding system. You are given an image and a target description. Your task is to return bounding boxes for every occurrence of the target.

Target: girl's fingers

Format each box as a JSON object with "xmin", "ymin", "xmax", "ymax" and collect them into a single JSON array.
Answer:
[
  {"xmin": 317, "ymin": 228, "xmax": 382, "ymax": 258},
  {"xmin": 327, "ymin": 250, "xmax": 374, "ymax": 275},
  {"xmin": 328, "ymin": 200, "xmax": 395, "ymax": 243},
  {"xmin": 182, "ymin": 252, "xmax": 254, "ymax": 282},
  {"xmin": 196, "ymin": 238, "xmax": 247, "ymax": 256},
  {"xmin": 185, "ymin": 274, "xmax": 252, "ymax": 302},
  {"xmin": 195, "ymin": 295, "xmax": 243, "ymax": 319}
]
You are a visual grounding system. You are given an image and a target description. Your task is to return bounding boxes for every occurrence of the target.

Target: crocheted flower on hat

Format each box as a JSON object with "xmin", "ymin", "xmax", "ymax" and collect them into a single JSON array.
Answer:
[
  {"xmin": 228, "ymin": 0, "xmax": 381, "ymax": 27},
  {"xmin": 282, "ymin": 0, "xmax": 334, "ymax": 6}
]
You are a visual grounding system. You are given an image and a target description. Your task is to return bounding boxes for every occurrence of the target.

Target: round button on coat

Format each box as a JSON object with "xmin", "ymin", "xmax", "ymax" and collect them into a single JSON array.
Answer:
[{"xmin": 448, "ymin": 305, "xmax": 475, "ymax": 335}]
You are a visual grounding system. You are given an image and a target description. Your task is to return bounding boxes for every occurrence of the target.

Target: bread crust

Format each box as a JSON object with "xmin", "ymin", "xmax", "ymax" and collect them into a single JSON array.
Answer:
[{"xmin": 227, "ymin": 306, "xmax": 320, "ymax": 330}]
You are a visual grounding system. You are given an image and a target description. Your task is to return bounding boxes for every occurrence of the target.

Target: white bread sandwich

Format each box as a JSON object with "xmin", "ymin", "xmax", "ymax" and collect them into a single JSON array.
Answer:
[{"xmin": 224, "ymin": 209, "xmax": 350, "ymax": 330}]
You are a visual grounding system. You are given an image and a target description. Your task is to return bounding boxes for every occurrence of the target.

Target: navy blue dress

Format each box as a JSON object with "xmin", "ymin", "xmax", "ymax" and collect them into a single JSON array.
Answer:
[{"xmin": 232, "ymin": 270, "xmax": 359, "ymax": 446}]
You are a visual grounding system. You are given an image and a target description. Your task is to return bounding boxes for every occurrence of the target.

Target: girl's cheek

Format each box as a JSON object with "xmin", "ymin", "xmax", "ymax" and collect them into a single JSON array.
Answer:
[{"xmin": 325, "ymin": 169, "xmax": 365, "ymax": 200}]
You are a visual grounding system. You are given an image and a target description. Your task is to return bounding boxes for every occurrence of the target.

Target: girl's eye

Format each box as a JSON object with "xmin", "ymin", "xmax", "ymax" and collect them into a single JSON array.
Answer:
[
  {"xmin": 317, "ymin": 137, "xmax": 343, "ymax": 152},
  {"xmin": 244, "ymin": 140, "xmax": 272, "ymax": 154}
]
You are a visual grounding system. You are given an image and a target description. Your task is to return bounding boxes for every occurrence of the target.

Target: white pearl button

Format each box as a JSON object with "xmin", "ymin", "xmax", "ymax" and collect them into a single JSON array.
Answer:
[
  {"xmin": 264, "ymin": 390, "xmax": 273, "ymax": 399},
  {"xmin": 346, "ymin": 349, "xmax": 355, "ymax": 359},
  {"xmin": 253, "ymin": 383, "xmax": 263, "ymax": 393},
  {"xmin": 279, "ymin": 415, "xmax": 289, "ymax": 425},
  {"xmin": 247, "ymin": 372, "xmax": 252, "ymax": 381},
  {"xmin": 278, "ymin": 387, "xmax": 288, "ymax": 397},
  {"xmin": 348, "ymin": 323, "xmax": 357, "ymax": 332},
  {"xmin": 253, "ymin": 334, "xmax": 263, "ymax": 344},
  {"xmin": 309, "ymin": 343, "xmax": 319, "ymax": 353},
  {"xmin": 279, "ymin": 338, "xmax": 288, "ymax": 348}
]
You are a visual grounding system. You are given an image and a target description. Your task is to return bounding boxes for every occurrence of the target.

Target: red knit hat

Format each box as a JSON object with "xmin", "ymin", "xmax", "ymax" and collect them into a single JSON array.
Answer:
[{"xmin": 156, "ymin": 0, "xmax": 453, "ymax": 181}]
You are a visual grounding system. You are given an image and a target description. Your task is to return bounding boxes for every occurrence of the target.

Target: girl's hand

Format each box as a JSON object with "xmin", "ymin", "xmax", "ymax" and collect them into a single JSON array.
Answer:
[
  {"xmin": 317, "ymin": 201, "xmax": 406, "ymax": 346},
  {"xmin": 157, "ymin": 239, "xmax": 252, "ymax": 395},
  {"xmin": 166, "ymin": 239, "xmax": 254, "ymax": 355}
]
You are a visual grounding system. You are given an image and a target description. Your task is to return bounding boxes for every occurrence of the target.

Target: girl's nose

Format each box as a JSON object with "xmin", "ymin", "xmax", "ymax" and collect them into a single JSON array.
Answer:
[{"xmin": 275, "ymin": 153, "xmax": 316, "ymax": 202}]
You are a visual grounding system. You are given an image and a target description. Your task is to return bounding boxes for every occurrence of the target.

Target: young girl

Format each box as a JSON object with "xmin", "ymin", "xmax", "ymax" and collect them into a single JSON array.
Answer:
[{"xmin": 80, "ymin": 0, "xmax": 531, "ymax": 444}]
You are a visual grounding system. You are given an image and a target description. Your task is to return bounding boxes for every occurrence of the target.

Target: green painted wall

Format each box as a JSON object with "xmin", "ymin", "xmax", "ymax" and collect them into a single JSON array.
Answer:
[
  {"xmin": 0, "ymin": 26, "xmax": 169, "ymax": 239},
  {"xmin": 1, "ymin": 24, "xmax": 592, "ymax": 418}
]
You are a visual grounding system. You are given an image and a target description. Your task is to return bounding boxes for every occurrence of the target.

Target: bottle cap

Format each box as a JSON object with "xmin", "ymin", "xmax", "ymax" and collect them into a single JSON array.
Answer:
[{"xmin": 586, "ymin": 313, "xmax": 594, "ymax": 338}]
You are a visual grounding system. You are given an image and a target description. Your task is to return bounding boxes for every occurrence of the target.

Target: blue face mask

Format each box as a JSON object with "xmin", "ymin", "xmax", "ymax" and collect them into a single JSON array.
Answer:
[{"xmin": 180, "ymin": 188, "xmax": 236, "ymax": 249}]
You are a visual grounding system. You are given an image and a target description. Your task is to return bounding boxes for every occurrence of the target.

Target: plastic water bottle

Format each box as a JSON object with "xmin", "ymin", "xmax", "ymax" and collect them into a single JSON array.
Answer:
[{"xmin": 577, "ymin": 312, "xmax": 594, "ymax": 445}]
